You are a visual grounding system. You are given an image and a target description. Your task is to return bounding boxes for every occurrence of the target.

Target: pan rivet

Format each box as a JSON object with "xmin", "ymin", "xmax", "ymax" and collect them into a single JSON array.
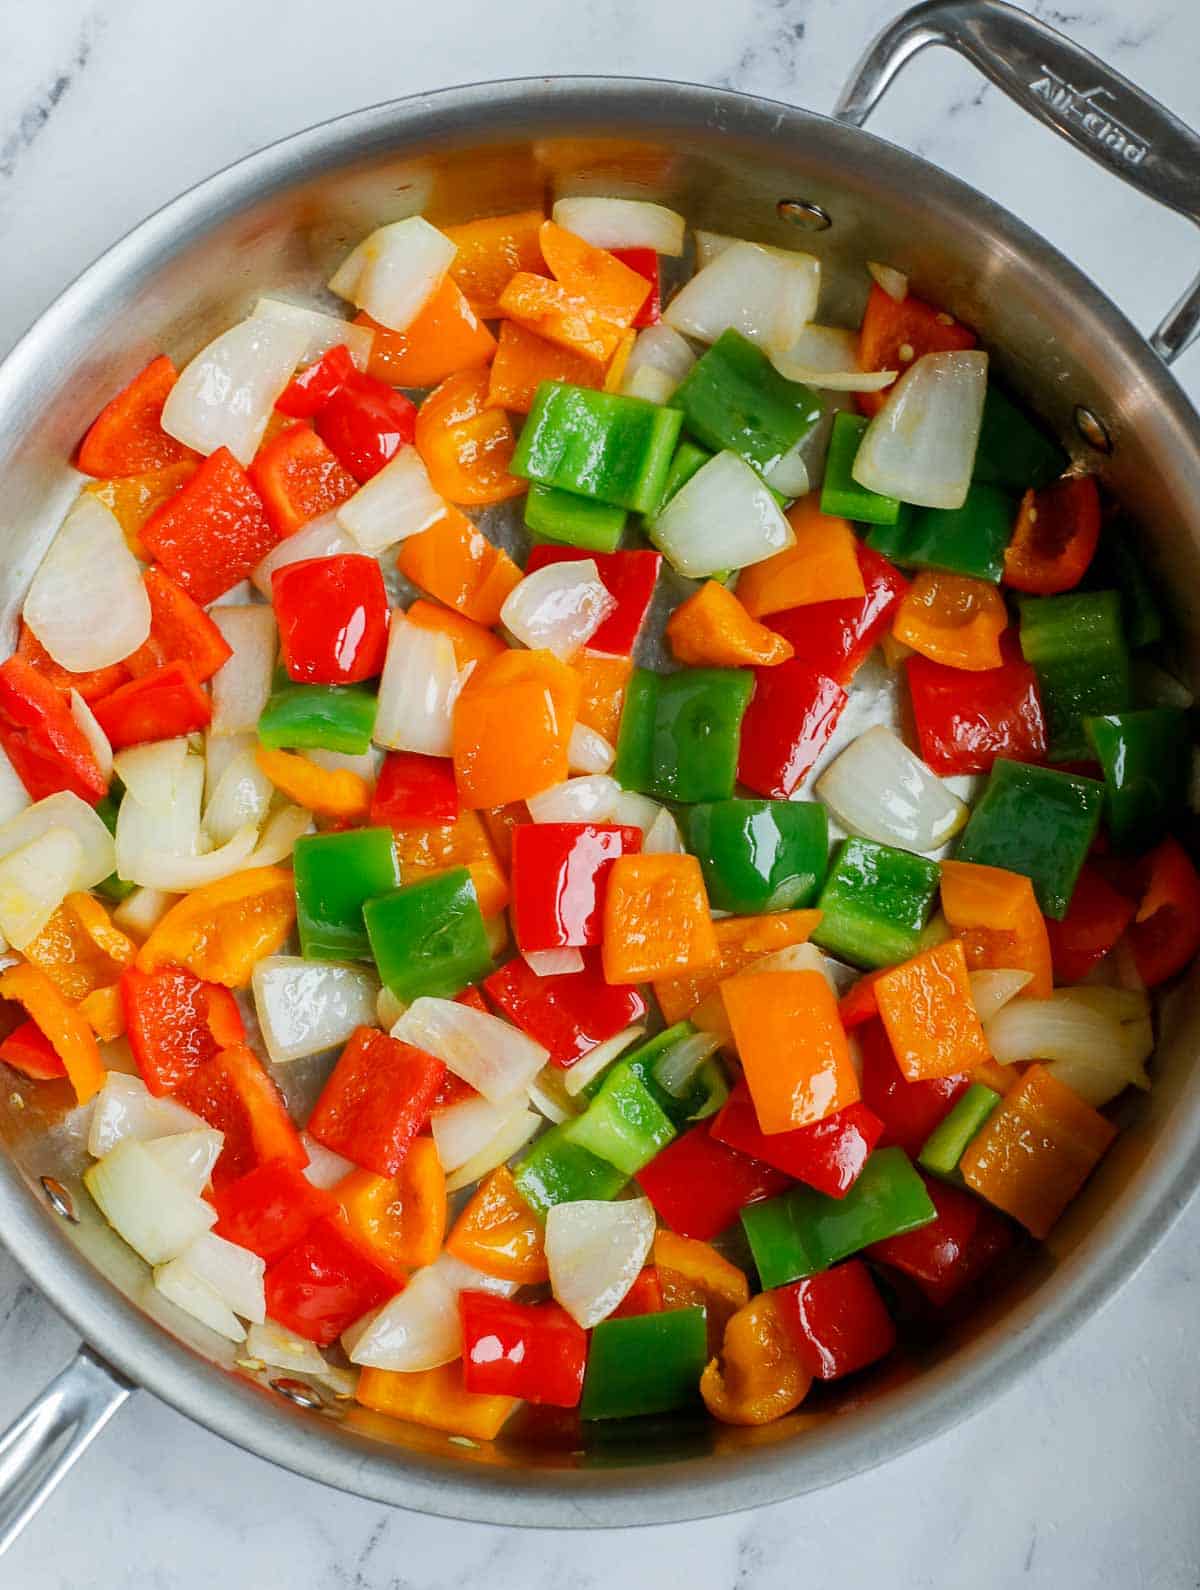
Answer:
[
  {"xmin": 1074, "ymin": 406, "xmax": 1113, "ymax": 454},
  {"xmin": 270, "ymin": 1376, "xmax": 324, "ymax": 1411},
  {"xmin": 40, "ymin": 1176, "xmax": 78, "ymax": 1223},
  {"xmin": 777, "ymin": 198, "xmax": 832, "ymax": 232}
]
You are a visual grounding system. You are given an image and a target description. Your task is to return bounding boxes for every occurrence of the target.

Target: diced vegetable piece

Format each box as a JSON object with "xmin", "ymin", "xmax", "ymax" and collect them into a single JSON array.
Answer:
[
  {"xmin": 461, "ymin": 1293, "xmax": 587, "ymax": 1408},
  {"xmin": 811, "ymin": 838, "xmax": 940, "ymax": 969},
  {"xmin": 142, "ymin": 447, "xmax": 280, "ymax": 605},
  {"xmin": 815, "ymin": 725, "xmax": 967, "ymax": 854},
  {"xmin": 293, "ymin": 827, "xmax": 399, "ymax": 960},
  {"xmin": 250, "ymin": 955, "xmax": 379, "ymax": 1065},
  {"xmin": 664, "ymin": 243, "xmax": 819, "ymax": 351},
  {"xmin": 859, "ymin": 1018, "xmax": 969, "ymax": 1157},
  {"xmin": 893, "ymin": 571, "xmax": 1008, "ymax": 672},
  {"xmin": 355, "ymin": 1362, "xmax": 516, "ymax": 1441},
  {"xmin": 1003, "ymin": 475, "xmax": 1100, "ymax": 594},
  {"xmin": 972, "ymin": 384, "xmax": 1066, "ymax": 491},
  {"xmin": 344, "ymin": 1252, "xmax": 517, "ymax": 1371},
  {"xmin": 735, "ymin": 500, "xmax": 864, "ymax": 619},
  {"xmin": 653, "ymin": 909, "xmax": 821, "ymax": 1026},
  {"xmin": 544, "ymin": 1195, "xmax": 656, "ymax": 1327},
  {"xmin": 213, "ymin": 1159, "xmax": 336, "ymax": 1262},
  {"xmin": 819, "ymin": 412, "xmax": 903, "ymax": 524},
  {"xmin": 271, "ymin": 556, "xmax": 388, "ymax": 686},
  {"xmin": 452, "ymin": 648, "xmax": 579, "ymax": 808},
  {"xmin": 853, "ymin": 351, "xmax": 988, "ymax": 511},
  {"xmin": 766, "ymin": 542, "xmax": 908, "ymax": 685},
  {"xmin": 258, "ymin": 678, "xmax": 378, "ymax": 755},
  {"xmin": 686, "ymin": 798, "xmax": 826, "ymax": 915},
  {"xmin": 511, "ymin": 821, "xmax": 640, "ymax": 952},
  {"xmin": 855, "ymin": 284, "xmax": 976, "ymax": 412},
  {"xmin": 1018, "ymin": 589, "xmax": 1131, "ymax": 762},
  {"xmin": 906, "ymin": 642, "xmax": 1046, "ymax": 775},
  {"xmin": 700, "ymin": 1291, "xmax": 811, "ymax": 1425},
  {"xmin": 736, "ymin": 662, "xmax": 847, "ymax": 799},
  {"xmin": 134, "ymin": 866, "xmax": 295, "ymax": 987},
  {"xmin": 525, "ymin": 485, "xmax": 626, "ymax": 553},
  {"xmin": 173, "ymin": 1041, "xmax": 305, "ymax": 1188},
  {"xmin": 918, "ymin": 1082, "xmax": 1001, "ymax": 1176},
  {"xmin": 446, "ymin": 1166, "xmax": 548, "ymax": 1284},
  {"xmin": 364, "ymin": 868, "xmax": 492, "ymax": 1002},
  {"xmin": 77, "ymin": 355, "xmax": 196, "ymax": 477},
  {"xmin": 1045, "ymin": 863, "xmax": 1136, "ymax": 985},
  {"xmin": 511, "ymin": 383, "xmax": 682, "ymax": 513},
  {"xmin": 580, "ymin": 1306, "xmax": 707, "ymax": 1420},
  {"xmin": 484, "ymin": 953, "xmax": 646, "ymax": 1069},
  {"xmin": 524, "ymin": 547, "xmax": 661, "ymax": 658},
  {"xmin": 649, "ymin": 451, "xmax": 793, "ymax": 579},
  {"xmin": 0, "ymin": 657, "xmax": 108, "ymax": 806},
  {"xmin": 92, "ymin": 662, "xmax": 212, "ymax": 751},
  {"xmin": 1128, "ymin": 836, "xmax": 1200, "ymax": 988},
  {"xmin": 500, "ymin": 560, "xmax": 616, "ymax": 661},
  {"xmin": 328, "ymin": 217, "xmax": 456, "ymax": 333},
  {"xmin": 637, "ymin": 1122, "xmax": 789, "ymax": 1239},
  {"xmin": 373, "ymin": 618, "xmax": 462, "ymax": 757},
  {"xmin": 1084, "ymin": 708, "xmax": 1189, "ymax": 851},
  {"xmin": 665, "ymin": 581, "xmax": 793, "ymax": 669},
  {"xmin": 867, "ymin": 1172, "xmax": 1012, "ymax": 1305},
  {"xmin": 711, "ymin": 1075, "xmax": 882, "ymax": 1198},
  {"xmin": 939, "ymin": 858, "xmax": 1053, "ymax": 998},
  {"xmin": 616, "ymin": 667, "xmax": 753, "ymax": 805},
  {"xmin": 393, "ymin": 995, "xmax": 547, "ymax": 1104},
  {"xmin": 722, "ymin": 969, "xmax": 859, "ymax": 1132},
  {"xmin": 86, "ymin": 1072, "xmax": 204, "ymax": 1157},
  {"xmin": 869, "ymin": 485, "xmax": 1015, "ymax": 585},
  {"xmin": 512, "ymin": 1125, "xmax": 629, "ymax": 1215},
  {"xmin": 486, "ymin": 320, "xmax": 601, "ymax": 414},
  {"xmin": 24, "ymin": 495, "xmax": 151, "ymax": 675},
  {"xmin": 307, "ymin": 1026, "xmax": 444, "ymax": 1177},
  {"xmin": 264, "ymin": 1214, "xmax": 396, "ymax": 1346},
  {"xmin": 120, "ymin": 963, "xmax": 243, "ymax": 1094},
  {"xmin": 85, "ymin": 1138, "xmax": 216, "ymax": 1265},
  {"xmin": 353, "ymin": 279, "xmax": 495, "ymax": 389},
  {"xmin": 873, "ymin": 939, "xmax": 990, "ymax": 1082},
  {"xmin": 776, "ymin": 1260, "xmax": 896, "ymax": 1380},
  {"xmin": 249, "ymin": 424, "xmax": 357, "ymax": 539},
  {"xmin": 602, "ymin": 853, "xmax": 718, "ymax": 984},
  {"xmin": 560, "ymin": 1061, "xmax": 676, "ymax": 1175}
]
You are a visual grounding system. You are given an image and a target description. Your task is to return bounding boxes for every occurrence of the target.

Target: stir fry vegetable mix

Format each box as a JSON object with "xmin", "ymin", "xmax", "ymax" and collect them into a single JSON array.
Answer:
[{"xmin": 4, "ymin": 198, "xmax": 1194, "ymax": 1437}]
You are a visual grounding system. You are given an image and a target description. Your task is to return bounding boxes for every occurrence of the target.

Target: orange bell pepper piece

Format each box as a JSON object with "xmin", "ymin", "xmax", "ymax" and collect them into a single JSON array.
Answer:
[
  {"xmin": 135, "ymin": 866, "xmax": 296, "ymax": 987},
  {"xmin": 79, "ymin": 983, "xmax": 125, "ymax": 1043},
  {"xmin": 572, "ymin": 650, "xmax": 632, "ymax": 745},
  {"xmin": 538, "ymin": 221, "xmax": 652, "ymax": 328},
  {"xmin": 722, "ymin": 969, "xmax": 859, "ymax": 1133},
  {"xmin": 893, "ymin": 571, "xmax": 1007, "ymax": 671},
  {"xmin": 939, "ymin": 859, "xmax": 1053, "ymax": 999},
  {"xmin": 602, "ymin": 853, "xmax": 719, "ymax": 985},
  {"xmin": 497, "ymin": 273, "xmax": 625, "ymax": 366},
  {"xmin": 654, "ymin": 1230, "xmax": 750, "ymax": 1355},
  {"xmin": 404, "ymin": 598, "xmax": 505, "ymax": 673},
  {"xmin": 445, "ymin": 1164, "xmax": 548, "ymax": 1283},
  {"xmin": 665, "ymin": 580, "xmax": 795, "ymax": 668},
  {"xmin": 397, "ymin": 507, "xmax": 523, "ymax": 628},
  {"xmin": 414, "ymin": 368, "xmax": 526, "ymax": 507},
  {"xmin": 960, "ymin": 1063, "xmax": 1116, "ymax": 1237},
  {"xmin": 453, "ymin": 649, "xmax": 580, "ymax": 809},
  {"xmin": 22, "ymin": 893, "xmax": 136, "ymax": 1003},
  {"xmin": 354, "ymin": 280, "xmax": 496, "ymax": 389},
  {"xmin": 393, "ymin": 809, "xmax": 509, "ymax": 917},
  {"xmin": 485, "ymin": 320, "xmax": 603, "ymax": 415},
  {"xmin": 444, "ymin": 209, "xmax": 546, "ymax": 319},
  {"xmin": 653, "ymin": 909, "xmax": 822, "ymax": 1026},
  {"xmin": 873, "ymin": 938, "xmax": 991, "ymax": 1082},
  {"xmin": 734, "ymin": 498, "xmax": 866, "ymax": 619},
  {"xmin": 699, "ymin": 1291, "xmax": 812, "ymax": 1426},
  {"xmin": 255, "ymin": 746, "xmax": 371, "ymax": 822},
  {"xmin": 0, "ymin": 963, "xmax": 105, "ymax": 1103},
  {"xmin": 335, "ymin": 1139, "xmax": 447, "ymax": 1281},
  {"xmin": 85, "ymin": 459, "xmax": 199, "ymax": 560},
  {"xmin": 356, "ymin": 1361, "xmax": 517, "ymax": 1440}
]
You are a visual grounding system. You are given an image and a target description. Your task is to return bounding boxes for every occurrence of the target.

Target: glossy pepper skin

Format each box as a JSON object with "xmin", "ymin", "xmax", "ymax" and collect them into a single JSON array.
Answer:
[
  {"xmin": 972, "ymin": 383, "xmax": 1066, "ymax": 491},
  {"xmin": 271, "ymin": 555, "xmax": 389, "ymax": 685},
  {"xmin": 91, "ymin": 660, "xmax": 212, "ymax": 750},
  {"xmin": 1083, "ymin": 708, "xmax": 1190, "ymax": 851},
  {"xmin": 1002, "ymin": 475, "xmax": 1100, "ymax": 594},
  {"xmin": 670, "ymin": 329, "xmax": 823, "ymax": 477},
  {"xmin": 446, "ymin": 1166, "xmax": 548, "ymax": 1283},
  {"xmin": 275, "ymin": 343, "xmax": 356, "ymax": 418},
  {"xmin": 580, "ymin": 1306, "xmax": 708, "ymax": 1420},
  {"xmin": 293, "ymin": 827, "xmax": 400, "ymax": 961},
  {"xmin": 699, "ymin": 1291, "xmax": 811, "ymax": 1425},
  {"xmin": 335, "ymin": 1142, "xmax": 447, "ymax": 1276},
  {"xmin": 524, "ymin": 547, "xmax": 661, "ymax": 657},
  {"xmin": 120, "ymin": 965, "xmax": 244, "ymax": 1097},
  {"xmin": 460, "ymin": 1293, "xmax": 587, "ymax": 1408},
  {"xmin": 855, "ymin": 285, "xmax": 977, "ymax": 417},
  {"xmin": 524, "ymin": 486, "xmax": 626, "ymax": 554},
  {"xmin": 868, "ymin": 484, "xmax": 1015, "ymax": 584},
  {"xmin": 1044, "ymin": 863, "xmax": 1136, "ymax": 985},
  {"xmin": 212, "ymin": 1160, "xmax": 336, "ymax": 1262},
  {"xmin": 918, "ymin": 1083, "xmax": 1001, "ymax": 1178},
  {"xmin": 686, "ymin": 798, "xmax": 828, "ymax": 915},
  {"xmin": 1126, "ymin": 837, "xmax": 1200, "ymax": 988},
  {"xmin": 906, "ymin": 642, "xmax": 1047, "ymax": 776},
  {"xmin": 484, "ymin": 952, "xmax": 646, "ymax": 1068},
  {"xmin": 264, "ymin": 1215, "xmax": 396, "ymax": 1345},
  {"xmin": 585, "ymin": 1021, "xmax": 729, "ymax": 1129},
  {"xmin": 512, "ymin": 1125, "xmax": 629, "ymax": 1215},
  {"xmin": 510, "ymin": 822, "xmax": 641, "ymax": 951},
  {"xmin": 736, "ymin": 662, "xmax": 847, "ymax": 800},
  {"xmin": 561, "ymin": 1059, "xmax": 677, "ymax": 1176},
  {"xmin": 306, "ymin": 1026, "xmax": 445, "ymax": 1178},
  {"xmin": 364, "ymin": 867, "xmax": 493, "ymax": 1002},
  {"xmin": 510, "ymin": 382, "xmax": 682, "ymax": 514},
  {"xmin": 867, "ymin": 1172, "xmax": 1013, "ymax": 1305},
  {"xmin": 0, "ymin": 655, "xmax": 108, "ymax": 803},
  {"xmin": 1018, "ymin": 589, "xmax": 1130, "ymax": 762},
  {"xmin": 313, "ymin": 369, "xmax": 417, "ymax": 483},
  {"xmin": 858, "ymin": 1018, "xmax": 969, "ymax": 1159},
  {"xmin": 766, "ymin": 543, "xmax": 908, "ymax": 686},
  {"xmin": 615, "ymin": 667, "xmax": 754, "ymax": 804},
  {"xmin": 776, "ymin": 1259, "xmax": 897, "ymax": 1379},
  {"xmin": 637, "ymin": 1122, "xmax": 790, "ymax": 1240},
  {"xmin": 819, "ymin": 411, "xmax": 903, "ymax": 525},
  {"xmin": 370, "ymin": 751, "xmax": 459, "ymax": 829},
  {"xmin": 711, "ymin": 1079, "xmax": 883, "ymax": 1199},
  {"xmin": 257, "ymin": 677, "xmax": 379, "ymax": 755},
  {"xmin": 811, "ymin": 838, "xmax": 941, "ymax": 969},
  {"xmin": 175, "ymin": 1042, "xmax": 306, "ymax": 1189}
]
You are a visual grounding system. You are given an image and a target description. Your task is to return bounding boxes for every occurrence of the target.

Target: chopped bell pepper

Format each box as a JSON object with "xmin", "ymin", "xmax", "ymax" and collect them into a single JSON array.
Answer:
[
  {"xmin": 356, "ymin": 1361, "xmax": 517, "ymax": 1440},
  {"xmin": 92, "ymin": 660, "xmax": 212, "ymax": 751},
  {"xmin": 512, "ymin": 1124, "xmax": 628, "ymax": 1215},
  {"xmin": 445, "ymin": 208, "xmax": 547, "ymax": 318},
  {"xmin": 415, "ymin": 368, "xmax": 525, "ymax": 507},
  {"xmin": 938, "ymin": 858, "xmax": 1053, "ymax": 997},
  {"xmin": 485, "ymin": 319, "xmax": 602, "ymax": 415},
  {"xmin": 354, "ymin": 279, "xmax": 496, "ymax": 389},
  {"xmin": 0, "ymin": 1018, "xmax": 66, "ymax": 1081},
  {"xmin": 869, "ymin": 485, "xmax": 1015, "ymax": 584},
  {"xmin": 212, "ymin": 1159, "xmax": 336, "ymax": 1263},
  {"xmin": 391, "ymin": 809, "xmax": 509, "ymax": 920},
  {"xmin": 257, "ymin": 677, "xmax": 379, "ymax": 755},
  {"xmin": 735, "ymin": 501, "xmax": 866, "ymax": 619},
  {"xmin": 397, "ymin": 508, "xmax": 523, "ymax": 628},
  {"xmin": 141, "ymin": 446, "xmax": 279, "ymax": 605},
  {"xmin": 699, "ymin": 1291, "xmax": 811, "ymax": 1425},
  {"xmin": 370, "ymin": 751, "xmax": 459, "ymax": 829},
  {"xmin": 264, "ymin": 1214, "xmax": 396, "ymax": 1346},
  {"xmin": 523, "ymin": 547, "xmax": 661, "ymax": 658},
  {"xmin": 741, "ymin": 1145, "xmax": 936, "ymax": 1288},
  {"xmin": 1003, "ymin": 474, "xmax": 1100, "ymax": 594},
  {"xmin": 120, "ymin": 964, "xmax": 245, "ymax": 1095},
  {"xmin": 511, "ymin": 821, "xmax": 641, "ymax": 952},
  {"xmin": 0, "ymin": 654, "xmax": 109, "ymax": 803},
  {"xmin": 918, "ymin": 1082, "xmax": 1001, "ymax": 1177},
  {"xmin": 665, "ymin": 580, "xmax": 793, "ymax": 669},
  {"xmin": 653, "ymin": 1229, "xmax": 749, "ymax": 1353},
  {"xmin": 0, "ymin": 963, "xmax": 105, "ymax": 1103},
  {"xmin": 867, "ymin": 1171, "xmax": 1012, "ymax": 1304},
  {"xmin": 312, "ymin": 369, "xmax": 416, "ymax": 484},
  {"xmin": 1128, "ymin": 836, "xmax": 1200, "ymax": 988},
  {"xmin": 175, "ymin": 1041, "xmax": 305, "ymax": 1188},
  {"xmin": 765, "ymin": 541, "xmax": 908, "ymax": 685},
  {"xmin": 636, "ymin": 1123, "xmax": 790, "ymax": 1240},
  {"xmin": 906, "ymin": 640, "xmax": 1046, "ymax": 776},
  {"xmin": 68, "ymin": 982, "xmax": 124, "ymax": 1040},
  {"xmin": 1018, "ymin": 589, "xmax": 1130, "ymax": 761},
  {"xmin": 670, "ymin": 329, "xmax": 823, "ymax": 477},
  {"xmin": 22, "ymin": 891, "xmax": 135, "ymax": 1002},
  {"xmin": 818, "ymin": 411, "xmax": 903, "ymax": 524},
  {"xmin": 126, "ymin": 565, "xmax": 233, "ymax": 683},
  {"xmin": 524, "ymin": 484, "xmax": 626, "ymax": 553},
  {"xmin": 610, "ymin": 245, "xmax": 661, "ymax": 327},
  {"xmin": 560, "ymin": 1058, "xmax": 676, "ymax": 1175},
  {"xmin": 653, "ymin": 909, "xmax": 821, "ymax": 1026},
  {"xmin": 84, "ymin": 460, "xmax": 199, "ymax": 564},
  {"xmin": 14, "ymin": 620, "xmax": 129, "ymax": 706},
  {"xmin": 776, "ymin": 1258, "xmax": 897, "ymax": 1379},
  {"xmin": 255, "ymin": 746, "xmax": 371, "ymax": 822},
  {"xmin": 539, "ymin": 221, "xmax": 652, "ymax": 327},
  {"xmin": 405, "ymin": 599, "xmax": 504, "ymax": 675},
  {"xmin": 581, "ymin": 1306, "xmax": 707, "ymax": 1420},
  {"xmin": 306, "ymin": 1025, "xmax": 444, "ymax": 1177},
  {"xmin": 275, "ymin": 343, "xmax": 355, "ymax": 418},
  {"xmin": 736, "ymin": 661, "xmax": 847, "ymax": 799},
  {"xmin": 711, "ymin": 1078, "xmax": 882, "ymax": 1198},
  {"xmin": 573, "ymin": 650, "xmax": 633, "ymax": 745},
  {"xmin": 498, "ymin": 272, "xmax": 626, "ymax": 365},
  {"xmin": 972, "ymin": 383, "xmax": 1066, "ymax": 491},
  {"xmin": 364, "ymin": 867, "xmax": 492, "ymax": 1002},
  {"xmin": 511, "ymin": 382, "xmax": 682, "ymax": 513},
  {"xmin": 583, "ymin": 1020, "xmax": 728, "ymax": 1127},
  {"xmin": 611, "ymin": 1265, "xmax": 664, "ymax": 1318},
  {"xmin": 893, "ymin": 571, "xmax": 1008, "ymax": 672},
  {"xmin": 1044, "ymin": 862, "xmax": 1136, "ymax": 984},
  {"xmin": 293, "ymin": 827, "xmax": 400, "ymax": 960},
  {"xmin": 1084, "ymin": 708, "xmax": 1190, "ymax": 851},
  {"xmin": 453, "ymin": 648, "xmax": 580, "ymax": 808},
  {"xmin": 446, "ymin": 1164, "xmax": 548, "ymax": 1283},
  {"xmin": 602, "ymin": 852, "xmax": 718, "ymax": 984},
  {"xmin": 855, "ymin": 284, "xmax": 977, "ymax": 416},
  {"xmin": 954, "ymin": 757, "xmax": 1104, "ymax": 919},
  {"xmin": 859, "ymin": 1017, "xmax": 969, "ymax": 1158},
  {"xmin": 614, "ymin": 666, "xmax": 752, "ymax": 802},
  {"xmin": 686, "ymin": 798, "xmax": 827, "ymax": 915},
  {"xmin": 484, "ymin": 952, "xmax": 646, "ymax": 1068},
  {"xmin": 249, "ymin": 423, "xmax": 358, "ymax": 538},
  {"xmin": 722, "ymin": 969, "xmax": 859, "ymax": 1133},
  {"xmin": 135, "ymin": 867, "xmax": 296, "ymax": 986},
  {"xmin": 960, "ymin": 1063, "xmax": 1116, "ymax": 1237},
  {"xmin": 462, "ymin": 1292, "xmax": 587, "ymax": 1408},
  {"xmin": 811, "ymin": 838, "xmax": 940, "ymax": 969},
  {"xmin": 271, "ymin": 555, "xmax": 389, "ymax": 685},
  {"xmin": 76, "ymin": 354, "xmax": 195, "ymax": 476},
  {"xmin": 335, "ymin": 1140, "xmax": 447, "ymax": 1278}
]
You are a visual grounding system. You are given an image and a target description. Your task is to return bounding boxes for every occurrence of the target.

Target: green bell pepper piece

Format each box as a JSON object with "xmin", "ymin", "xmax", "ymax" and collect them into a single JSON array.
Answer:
[
  {"xmin": 580, "ymin": 1306, "xmax": 708, "ymax": 1420},
  {"xmin": 811, "ymin": 838, "xmax": 940, "ymax": 969},
  {"xmin": 1084, "ymin": 708, "xmax": 1191, "ymax": 851},
  {"xmin": 512, "ymin": 1125, "xmax": 628, "ymax": 1216},
  {"xmin": 819, "ymin": 411, "xmax": 903, "ymax": 525},
  {"xmin": 612, "ymin": 668, "xmax": 660, "ymax": 793},
  {"xmin": 687, "ymin": 798, "xmax": 828, "ymax": 914},
  {"xmin": 561, "ymin": 1063, "xmax": 676, "ymax": 1175},
  {"xmin": 649, "ymin": 668, "xmax": 754, "ymax": 803},
  {"xmin": 659, "ymin": 439, "xmax": 713, "ymax": 509},
  {"xmin": 293, "ymin": 827, "xmax": 400, "ymax": 961},
  {"xmin": 258, "ymin": 679, "xmax": 378, "ymax": 755},
  {"xmin": 362, "ymin": 867, "xmax": 492, "ymax": 1001},
  {"xmin": 524, "ymin": 483, "xmax": 627, "ymax": 552},
  {"xmin": 587, "ymin": 1022, "xmax": 729, "ymax": 1126},
  {"xmin": 954, "ymin": 757, "xmax": 1104, "ymax": 919},
  {"xmin": 741, "ymin": 1146, "xmax": 936, "ymax": 1289},
  {"xmin": 92, "ymin": 789, "xmax": 136, "ymax": 903},
  {"xmin": 511, "ymin": 383, "xmax": 683, "ymax": 514},
  {"xmin": 868, "ymin": 484, "xmax": 1015, "ymax": 583},
  {"xmin": 1087, "ymin": 523, "xmax": 1163, "ymax": 649},
  {"xmin": 972, "ymin": 384, "xmax": 1066, "ymax": 491},
  {"xmin": 918, "ymin": 1084, "xmax": 1000, "ymax": 1178},
  {"xmin": 1018, "ymin": 590, "xmax": 1131, "ymax": 761},
  {"xmin": 669, "ymin": 329, "xmax": 823, "ymax": 477}
]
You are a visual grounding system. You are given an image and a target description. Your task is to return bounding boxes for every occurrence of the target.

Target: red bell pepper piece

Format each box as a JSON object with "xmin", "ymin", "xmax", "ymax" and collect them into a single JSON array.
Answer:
[
  {"xmin": 125, "ymin": 566, "xmax": 233, "ymax": 683},
  {"xmin": 765, "ymin": 543, "xmax": 908, "ymax": 685},
  {"xmin": 460, "ymin": 1292, "xmax": 587, "ymax": 1408},
  {"xmin": 263, "ymin": 1215, "xmax": 396, "ymax": 1345},
  {"xmin": 907, "ymin": 640, "xmax": 1047, "ymax": 776},
  {"xmin": 483, "ymin": 952, "xmax": 646, "ymax": 1068},
  {"xmin": 306, "ymin": 1025, "xmax": 445, "ymax": 1177},
  {"xmin": 776, "ymin": 1259, "xmax": 897, "ymax": 1378},
  {"xmin": 370, "ymin": 751, "xmax": 461, "ymax": 829},
  {"xmin": 275, "ymin": 344, "xmax": 357, "ymax": 420},
  {"xmin": 313, "ymin": 370, "xmax": 417, "ymax": 483},
  {"xmin": 510, "ymin": 822, "xmax": 642, "ymax": 952},
  {"xmin": 609, "ymin": 1266, "xmax": 663, "ymax": 1318},
  {"xmin": 16, "ymin": 622, "xmax": 128, "ymax": 705},
  {"xmin": 76, "ymin": 355, "xmax": 195, "ymax": 477},
  {"xmin": 1002, "ymin": 475, "xmax": 1101, "ymax": 595},
  {"xmin": 175, "ymin": 1041, "xmax": 306, "ymax": 1188},
  {"xmin": 141, "ymin": 446, "xmax": 280, "ymax": 605},
  {"xmin": 1044, "ymin": 863, "xmax": 1136, "ymax": 985},
  {"xmin": 710, "ymin": 1078, "xmax": 883, "ymax": 1199},
  {"xmin": 249, "ymin": 423, "xmax": 358, "ymax": 539},
  {"xmin": 858, "ymin": 1019, "xmax": 968, "ymax": 1158},
  {"xmin": 855, "ymin": 284, "xmax": 977, "ymax": 417},
  {"xmin": 271, "ymin": 555, "xmax": 389, "ymax": 685},
  {"xmin": 120, "ymin": 965, "xmax": 245, "ymax": 1097},
  {"xmin": 1128, "ymin": 836, "xmax": 1200, "ymax": 988},
  {"xmin": 213, "ymin": 1159, "xmax": 337, "ymax": 1262},
  {"xmin": 866, "ymin": 1173, "xmax": 1012, "ymax": 1305},
  {"xmin": 636, "ymin": 1123, "xmax": 791, "ymax": 1240},
  {"xmin": 0, "ymin": 1018, "xmax": 67, "ymax": 1081},
  {"xmin": 91, "ymin": 660, "xmax": 212, "ymax": 750},
  {"xmin": 0, "ymin": 655, "xmax": 108, "ymax": 803},
  {"xmin": 837, "ymin": 969, "xmax": 888, "ymax": 1030},
  {"xmin": 610, "ymin": 247, "xmax": 661, "ymax": 327},
  {"xmin": 736, "ymin": 661, "xmax": 847, "ymax": 799},
  {"xmin": 524, "ymin": 547, "xmax": 661, "ymax": 657}
]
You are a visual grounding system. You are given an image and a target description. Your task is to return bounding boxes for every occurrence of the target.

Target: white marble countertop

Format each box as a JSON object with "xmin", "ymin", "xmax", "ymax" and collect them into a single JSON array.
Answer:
[{"xmin": 2, "ymin": 1, "xmax": 1199, "ymax": 1585}]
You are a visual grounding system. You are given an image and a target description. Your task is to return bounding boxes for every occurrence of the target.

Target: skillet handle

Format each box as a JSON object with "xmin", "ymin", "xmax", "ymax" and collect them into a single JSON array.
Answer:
[
  {"xmin": 0, "ymin": 1345, "xmax": 132, "ymax": 1558},
  {"xmin": 832, "ymin": 0, "xmax": 1200, "ymax": 363}
]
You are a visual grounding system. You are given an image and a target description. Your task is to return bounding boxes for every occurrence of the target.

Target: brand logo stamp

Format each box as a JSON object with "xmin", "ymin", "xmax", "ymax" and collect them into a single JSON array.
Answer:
[{"xmin": 1027, "ymin": 65, "xmax": 1149, "ymax": 165}]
